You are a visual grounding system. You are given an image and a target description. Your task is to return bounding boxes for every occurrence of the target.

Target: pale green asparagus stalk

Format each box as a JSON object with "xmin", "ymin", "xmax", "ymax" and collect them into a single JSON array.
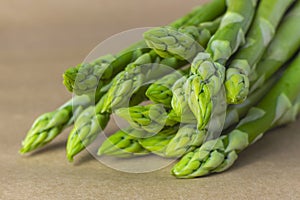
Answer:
[
  {"xmin": 146, "ymin": 69, "xmax": 188, "ymax": 107},
  {"xmin": 144, "ymin": 17, "xmax": 221, "ymax": 60},
  {"xmin": 250, "ymin": 2, "xmax": 300, "ymax": 93},
  {"xmin": 97, "ymin": 128, "xmax": 150, "ymax": 158},
  {"xmin": 115, "ymin": 104, "xmax": 178, "ymax": 133},
  {"xmin": 66, "ymin": 94, "xmax": 110, "ymax": 161},
  {"xmin": 172, "ymin": 53, "xmax": 300, "ymax": 178},
  {"xmin": 225, "ymin": 0, "xmax": 296, "ymax": 104},
  {"xmin": 138, "ymin": 125, "xmax": 179, "ymax": 157},
  {"xmin": 20, "ymin": 95, "xmax": 91, "ymax": 154}
]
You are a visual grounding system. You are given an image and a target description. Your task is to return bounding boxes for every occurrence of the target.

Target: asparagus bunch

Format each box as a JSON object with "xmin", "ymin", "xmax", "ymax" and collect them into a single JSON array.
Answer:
[{"xmin": 20, "ymin": 0, "xmax": 300, "ymax": 180}]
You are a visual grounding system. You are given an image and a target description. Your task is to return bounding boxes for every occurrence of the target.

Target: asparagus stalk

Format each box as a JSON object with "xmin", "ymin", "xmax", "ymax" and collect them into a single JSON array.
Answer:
[
  {"xmin": 138, "ymin": 126, "xmax": 179, "ymax": 157},
  {"xmin": 115, "ymin": 104, "xmax": 178, "ymax": 133},
  {"xmin": 172, "ymin": 53, "xmax": 300, "ymax": 178},
  {"xmin": 225, "ymin": 0, "xmax": 296, "ymax": 104},
  {"xmin": 144, "ymin": 17, "xmax": 221, "ymax": 60},
  {"xmin": 20, "ymin": 95, "xmax": 91, "ymax": 154},
  {"xmin": 145, "ymin": 69, "xmax": 188, "ymax": 107},
  {"xmin": 64, "ymin": 49, "xmax": 147, "ymax": 96},
  {"xmin": 250, "ymin": 1, "xmax": 300, "ymax": 92},
  {"xmin": 98, "ymin": 128, "xmax": 150, "ymax": 158}
]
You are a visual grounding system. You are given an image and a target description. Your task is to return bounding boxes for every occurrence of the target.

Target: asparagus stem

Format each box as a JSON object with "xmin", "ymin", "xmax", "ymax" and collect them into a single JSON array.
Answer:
[
  {"xmin": 146, "ymin": 69, "xmax": 188, "ymax": 107},
  {"xmin": 225, "ymin": 0, "xmax": 296, "ymax": 104},
  {"xmin": 172, "ymin": 53, "xmax": 300, "ymax": 178},
  {"xmin": 98, "ymin": 128, "xmax": 150, "ymax": 158},
  {"xmin": 138, "ymin": 126, "xmax": 179, "ymax": 157},
  {"xmin": 116, "ymin": 104, "xmax": 178, "ymax": 133},
  {"xmin": 144, "ymin": 17, "xmax": 221, "ymax": 60},
  {"xmin": 20, "ymin": 95, "xmax": 91, "ymax": 154},
  {"xmin": 251, "ymin": 1, "xmax": 300, "ymax": 92}
]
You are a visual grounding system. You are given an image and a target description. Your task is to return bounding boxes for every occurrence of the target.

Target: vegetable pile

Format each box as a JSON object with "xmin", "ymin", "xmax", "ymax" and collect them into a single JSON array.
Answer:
[{"xmin": 20, "ymin": 0, "xmax": 300, "ymax": 178}]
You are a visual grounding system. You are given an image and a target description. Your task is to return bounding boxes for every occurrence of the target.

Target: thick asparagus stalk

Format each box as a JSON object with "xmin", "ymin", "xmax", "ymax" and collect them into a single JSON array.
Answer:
[
  {"xmin": 250, "ymin": 2, "xmax": 300, "ymax": 92},
  {"xmin": 20, "ymin": 95, "xmax": 91, "ymax": 154},
  {"xmin": 144, "ymin": 17, "xmax": 221, "ymax": 60},
  {"xmin": 225, "ymin": 0, "xmax": 296, "ymax": 104},
  {"xmin": 172, "ymin": 53, "xmax": 300, "ymax": 178}
]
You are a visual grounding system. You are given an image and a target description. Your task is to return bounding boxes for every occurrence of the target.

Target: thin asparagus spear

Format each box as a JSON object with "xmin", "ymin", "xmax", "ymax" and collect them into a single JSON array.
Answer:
[
  {"xmin": 225, "ymin": 0, "xmax": 296, "ymax": 104},
  {"xmin": 115, "ymin": 104, "xmax": 178, "ymax": 133},
  {"xmin": 172, "ymin": 53, "xmax": 300, "ymax": 178},
  {"xmin": 144, "ymin": 17, "xmax": 221, "ymax": 60},
  {"xmin": 20, "ymin": 95, "xmax": 91, "ymax": 154},
  {"xmin": 251, "ymin": 2, "xmax": 300, "ymax": 92},
  {"xmin": 97, "ymin": 128, "xmax": 150, "ymax": 158},
  {"xmin": 146, "ymin": 69, "xmax": 188, "ymax": 107},
  {"xmin": 138, "ymin": 126, "xmax": 179, "ymax": 157}
]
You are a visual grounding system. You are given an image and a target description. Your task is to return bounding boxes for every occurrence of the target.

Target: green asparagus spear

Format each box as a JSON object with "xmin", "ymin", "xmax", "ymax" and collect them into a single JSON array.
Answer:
[
  {"xmin": 20, "ymin": 95, "xmax": 91, "ymax": 154},
  {"xmin": 66, "ymin": 94, "xmax": 110, "ymax": 161},
  {"xmin": 115, "ymin": 104, "xmax": 178, "ymax": 133},
  {"xmin": 172, "ymin": 53, "xmax": 300, "ymax": 178},
  {"xmin": 146, "ymin": 69, "xmax": 188, "ymax": 107},
  {"xmin": 250, "ymin": 2, "xmax": 300, "ymax": 93},
  {"xmin": 225, "ymin": 0, "xmax": 296, "ymax": 104},
  {"xmin": 138, "ymin": 126, "xmax": 179, "ymax": 157},
  {"xmin": 98, "ymin": 128, "xmax": 150, "ymax": 158},
  {"xmin": 170, "ymin": 0, "xmax": 226, "ymax": 28},
  {"xmin": 144, "ymin": 17, "xmax": 221, "ymax": 60}
]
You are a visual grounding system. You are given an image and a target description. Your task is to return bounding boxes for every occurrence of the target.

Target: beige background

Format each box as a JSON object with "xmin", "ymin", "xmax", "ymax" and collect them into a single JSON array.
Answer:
[{"xmin": 1, "ymin": 0, "xmax": 299, "ymax": 199}]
